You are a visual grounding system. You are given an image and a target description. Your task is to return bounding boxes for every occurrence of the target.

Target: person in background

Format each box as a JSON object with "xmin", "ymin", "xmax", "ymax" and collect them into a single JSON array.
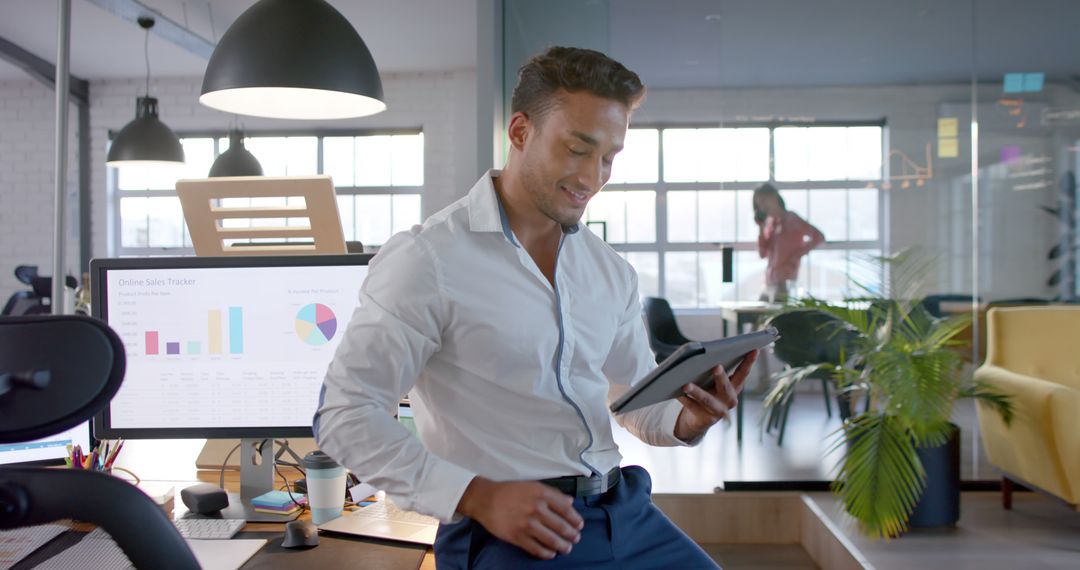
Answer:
[{"xmin": 754, "ymin": 183, "xmax": 824, "ymax": 303}]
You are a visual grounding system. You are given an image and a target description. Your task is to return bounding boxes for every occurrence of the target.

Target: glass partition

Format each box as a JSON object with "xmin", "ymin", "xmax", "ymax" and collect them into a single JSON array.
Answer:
[{"xmin": 501, "ymin": 0, "xmax": 1080, "ymax": 485}]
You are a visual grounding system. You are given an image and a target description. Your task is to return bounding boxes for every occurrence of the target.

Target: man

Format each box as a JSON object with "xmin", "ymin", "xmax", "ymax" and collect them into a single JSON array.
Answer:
[{"xmin": 315, "ymin": 46, "xmax": 757, "ymax": 568}]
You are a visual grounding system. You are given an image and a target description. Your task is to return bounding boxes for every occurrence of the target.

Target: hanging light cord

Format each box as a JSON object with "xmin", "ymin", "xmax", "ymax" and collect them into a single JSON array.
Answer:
[{"xmin": 144, "ymin": 27, "xmax": 151, "ymax": 96}]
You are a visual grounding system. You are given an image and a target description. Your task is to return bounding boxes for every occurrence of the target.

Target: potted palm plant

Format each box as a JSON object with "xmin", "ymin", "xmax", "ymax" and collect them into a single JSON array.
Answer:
[{"xmin": 763, "ymin": 251, "xmax": 1013, "ymax": 538}]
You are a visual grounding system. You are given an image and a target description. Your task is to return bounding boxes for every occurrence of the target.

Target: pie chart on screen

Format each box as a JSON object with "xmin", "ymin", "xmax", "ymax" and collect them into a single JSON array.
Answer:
[{"xmin": 295, "ymin": 303, "xmax": 337, "ymax": 346}]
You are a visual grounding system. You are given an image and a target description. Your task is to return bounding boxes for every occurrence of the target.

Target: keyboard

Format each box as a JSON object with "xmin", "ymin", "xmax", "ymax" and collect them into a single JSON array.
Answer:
[
  {"xmin": 358, "ymin": 500, "xmax": 439, "ymax": 525},
  {"xmin": 173, "ymin": 517, "xmax": 246, "ymax": 540}
]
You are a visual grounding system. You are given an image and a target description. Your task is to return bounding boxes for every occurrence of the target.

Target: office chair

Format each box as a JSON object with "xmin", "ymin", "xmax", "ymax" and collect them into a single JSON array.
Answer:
[
  {"xmin": 642, "ymin": 297, "xmax": 692, "ymax": 363},
  {"xmin": 764, "ymin": 309, "xmax": 861, "ymax": 445},
  {"xmin": 0, "ymin": 315, "xmax": 199, "ymax": 569},
  {"xmin": 1, "ymin": 265, "xmax": 77, "ymax": 316}
]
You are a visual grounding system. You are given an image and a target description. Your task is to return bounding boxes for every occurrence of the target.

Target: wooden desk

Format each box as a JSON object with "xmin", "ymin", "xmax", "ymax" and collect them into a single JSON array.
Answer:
[{"xmin": 113, "ymin": 440, "xmax": 436, "ymax": 569}]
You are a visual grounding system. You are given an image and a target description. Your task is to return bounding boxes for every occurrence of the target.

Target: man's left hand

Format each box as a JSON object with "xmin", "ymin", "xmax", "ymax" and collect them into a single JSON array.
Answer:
[{"xmin": 673, "ymin": 349, "xmax": 759, "ymax": 442}]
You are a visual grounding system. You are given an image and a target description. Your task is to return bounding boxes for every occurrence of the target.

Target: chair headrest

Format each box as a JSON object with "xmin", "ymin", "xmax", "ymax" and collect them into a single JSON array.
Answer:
[{"xmin": 0, "ymin": 316, "xmax": 126, "ymax": 443}]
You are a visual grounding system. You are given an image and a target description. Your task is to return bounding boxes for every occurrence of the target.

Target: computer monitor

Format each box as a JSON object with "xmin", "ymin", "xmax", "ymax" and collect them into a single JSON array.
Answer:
[
  {"xmin": 0, "ymin": 423, "xmax": 91, "ymax": 466},
  {"xmin": 91, "ymin": 254, "xmax": 372, "ymax": 520}
]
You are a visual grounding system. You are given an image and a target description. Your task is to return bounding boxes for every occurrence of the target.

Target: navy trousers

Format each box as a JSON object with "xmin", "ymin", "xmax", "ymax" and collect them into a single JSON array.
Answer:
[{"xmin": 433, "ymin": 466, "xmax": 719, "ymax": 569}]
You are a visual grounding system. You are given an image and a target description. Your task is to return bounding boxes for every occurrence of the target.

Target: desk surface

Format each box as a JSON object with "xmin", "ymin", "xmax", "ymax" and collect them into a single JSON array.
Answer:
[{"xmin": 112, "ymin": 440, "xmax": 436, "ymax": 570}]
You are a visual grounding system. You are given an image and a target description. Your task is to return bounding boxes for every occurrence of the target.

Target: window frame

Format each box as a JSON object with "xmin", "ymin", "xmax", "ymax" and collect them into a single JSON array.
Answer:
[
  {"xmin": 108, "ymin": 128, "xmax": 424, "ymax": 257},
  {"xmin": 596, "ymin": 120, "xmax": 887, "ymax": 309}
]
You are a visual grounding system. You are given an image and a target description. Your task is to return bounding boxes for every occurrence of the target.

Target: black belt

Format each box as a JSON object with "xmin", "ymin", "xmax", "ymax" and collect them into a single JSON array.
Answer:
[{"xmin": 540, "ymin": 467, "xmax": 621, "ymax": 498}]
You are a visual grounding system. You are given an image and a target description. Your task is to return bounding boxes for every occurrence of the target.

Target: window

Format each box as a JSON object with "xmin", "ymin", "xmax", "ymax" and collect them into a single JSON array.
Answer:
[
  {"xmin": 585, "ymin": 125, "xmax": 884, "ymax": 308},
  {"xmin": 111, "ymin": 131, "xmax": 424, "ymax": 255}
]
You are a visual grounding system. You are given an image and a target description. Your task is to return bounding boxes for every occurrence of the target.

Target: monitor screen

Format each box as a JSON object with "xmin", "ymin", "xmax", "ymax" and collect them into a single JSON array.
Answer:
[
  {"xmin": 0, "ymin": 423, "xmax": 91, "ymax": 466},
  {"xmin": 91, "ymin": 254, "xmax": 372, "ymax": 439}
]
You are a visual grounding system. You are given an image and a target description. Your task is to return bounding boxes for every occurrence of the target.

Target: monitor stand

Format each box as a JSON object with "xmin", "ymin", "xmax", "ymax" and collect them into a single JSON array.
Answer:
[{"xmin": 215, "ymin": 438, "xmax": 302, "ymax": 522}]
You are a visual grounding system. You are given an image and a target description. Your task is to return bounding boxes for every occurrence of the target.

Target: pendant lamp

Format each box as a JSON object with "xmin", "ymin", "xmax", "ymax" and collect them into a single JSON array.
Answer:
[
  {"xmin": 200, "ymin": 0, "xmax": 386, "ymax": 120},
  {"xmin": 106, "ymin": 17, "xmax": 185, "ymax": 167},
  {"xmin": 209, "ymin": 129, "xmax": 263, "ymax": 177}
]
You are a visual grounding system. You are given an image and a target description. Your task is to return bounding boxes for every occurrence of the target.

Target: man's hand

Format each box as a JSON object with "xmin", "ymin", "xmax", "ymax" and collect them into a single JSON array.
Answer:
[
  {"xmin": 457, "ymin": 477, "xmax": 584, "ymax": 560},
  {"xmin": 674, "ymin": 349, "xmax": 759, "ymax": 442}
]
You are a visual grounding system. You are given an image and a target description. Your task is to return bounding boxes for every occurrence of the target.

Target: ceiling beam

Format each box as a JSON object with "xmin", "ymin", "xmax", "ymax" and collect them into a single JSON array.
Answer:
[
  {"xmin": 0, "ymin": 35, "xmax": 89, "ymax": 106},
  {"xmin": 83, "ymin": 0, "xmax": 215, "ymax": 59}
]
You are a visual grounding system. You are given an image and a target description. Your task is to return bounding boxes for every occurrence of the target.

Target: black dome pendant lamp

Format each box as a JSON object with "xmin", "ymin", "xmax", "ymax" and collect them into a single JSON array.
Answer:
[
  {"xmin": 209, "ymin": 129, "xmax": 263, "ymax": 177},
  {"xmin": 199, "ymin": 0, "xmax": 386, "ymax": 120},
  {"xmin": 106, "ymin": 17, "xmax": 185, "ymax": 167}
]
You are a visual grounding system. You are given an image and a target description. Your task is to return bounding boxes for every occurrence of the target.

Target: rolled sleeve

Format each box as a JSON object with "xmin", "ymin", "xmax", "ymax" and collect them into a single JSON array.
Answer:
[
  {"xmin": 314, "ymin": 230, "xmax": 476, "ymax": 522},
  {"xmin": 603, "ymin": 269, "xmax": 693, "ymax": 447}
]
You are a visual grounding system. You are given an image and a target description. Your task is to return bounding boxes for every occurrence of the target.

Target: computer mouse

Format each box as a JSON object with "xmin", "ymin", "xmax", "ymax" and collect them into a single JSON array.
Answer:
[{"xmin": 281, "ymin": 520, "xmax": 320, "ymax": 548}]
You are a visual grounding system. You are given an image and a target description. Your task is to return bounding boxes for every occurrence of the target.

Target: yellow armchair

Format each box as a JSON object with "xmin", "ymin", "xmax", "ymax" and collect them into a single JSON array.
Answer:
[{"xmin": 975, "ymin": 306, "xmax": 1080, "ymax": 509}]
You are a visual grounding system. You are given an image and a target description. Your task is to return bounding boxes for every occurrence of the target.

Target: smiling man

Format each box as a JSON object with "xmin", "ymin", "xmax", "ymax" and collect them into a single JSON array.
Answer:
[{"xmin": 315, "ymin": 47, "xmax": 757, "ymax": 569}]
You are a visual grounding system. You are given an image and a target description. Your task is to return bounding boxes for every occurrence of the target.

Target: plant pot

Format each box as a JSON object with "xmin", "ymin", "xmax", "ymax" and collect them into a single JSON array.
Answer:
[{"xmin": 908, "ymin": 423, "xmax": 961, "ymax": 528}]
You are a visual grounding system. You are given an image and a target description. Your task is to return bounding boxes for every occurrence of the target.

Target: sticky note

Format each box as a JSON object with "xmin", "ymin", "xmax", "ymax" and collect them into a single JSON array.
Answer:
[
  {"xmin": 938, "ymin": 138, "xmax": 958, "ymax": 158},
  {"xmin": 1003, "ymin": 73, "xmax": 1024, "ymax": 93},
  {"xmin": 1000, "ymin": 145, "xmax": 1021, "ymax": 164},
  {"xmin": 1023, "ymin": 72, "xmax": 1044, "ymax": 93},
  {"xmin": 937, "ymin": 118, "xmax": 958, "ymax": 138}
]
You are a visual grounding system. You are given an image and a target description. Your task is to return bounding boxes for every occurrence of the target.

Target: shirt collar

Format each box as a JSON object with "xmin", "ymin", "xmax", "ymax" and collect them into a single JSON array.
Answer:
[{"xmin": 467, "ymin": 170, "xmax": 581, "ymax": 248}]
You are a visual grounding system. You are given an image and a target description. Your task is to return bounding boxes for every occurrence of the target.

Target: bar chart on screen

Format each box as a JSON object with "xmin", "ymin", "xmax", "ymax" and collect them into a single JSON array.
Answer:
[{"xmin": 142, "ymin": 307, "xmax": 245, "ymax": 356}]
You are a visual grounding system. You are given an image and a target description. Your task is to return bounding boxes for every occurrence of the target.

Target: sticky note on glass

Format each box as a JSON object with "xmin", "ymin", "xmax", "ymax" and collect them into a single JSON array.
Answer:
[
  {"xmin": 1003, "ymin": 73, "xmax": 1024, "ymax": 93},
  {"xmin": 1023, "ymin": 73, "xmax": 1044, "ymax": 93},
  {"xmin": 938, "ymin": 138, "xmax": 958, "ymax": 158},
  {"xmin": 1000, "ymin": 145, "xmax": 1021, "ymax": 164},
  {"xmin": 937, "ymin": 118, "xmax": 958, "ymax": 138}
]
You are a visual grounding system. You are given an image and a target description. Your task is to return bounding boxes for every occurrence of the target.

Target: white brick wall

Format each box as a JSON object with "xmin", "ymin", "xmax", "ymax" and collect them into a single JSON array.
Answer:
[
  {"xmin": 0, "ymin": 70, "xmax": 478, "ymax": 308},
  {"xmin": 0, "ymin": 79, "xmax": 81, "ymax": 308}
]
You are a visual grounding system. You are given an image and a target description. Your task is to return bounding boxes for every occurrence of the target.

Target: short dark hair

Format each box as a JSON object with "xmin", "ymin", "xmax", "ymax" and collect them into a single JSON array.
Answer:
[{"xmin": 510, "ymin": 46, "xmax": 645, "ymax": 125}]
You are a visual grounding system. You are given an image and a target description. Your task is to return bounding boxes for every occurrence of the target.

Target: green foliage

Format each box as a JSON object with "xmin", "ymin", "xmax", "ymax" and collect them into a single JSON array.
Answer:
[
  {"xmin": 763, "ymin": 248, "xmax": 1013, "ymax": 538},
  {"xmin": 829, "ymin": 413, "xmax": 925, "ymax": 539}
]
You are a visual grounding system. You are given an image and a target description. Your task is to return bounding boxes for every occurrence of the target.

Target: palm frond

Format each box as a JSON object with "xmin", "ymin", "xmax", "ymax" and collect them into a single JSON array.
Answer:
[
  {"xmin": 761, "ymin": 363, "xmax": 831, "ymax": 423},
  {"xmin": 830, "ymin": 413, "xmax": 926, "ymax": 539},
  {"xmin": 961, "ymin": 382, "xmax": 1015, "ymax": 426}
]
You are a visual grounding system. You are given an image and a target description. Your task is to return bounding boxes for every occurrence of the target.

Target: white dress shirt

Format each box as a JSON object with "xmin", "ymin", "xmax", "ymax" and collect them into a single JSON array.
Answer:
[{"xmin": 315, "ymin": 170, "xmax": 689, "ymax": 523}]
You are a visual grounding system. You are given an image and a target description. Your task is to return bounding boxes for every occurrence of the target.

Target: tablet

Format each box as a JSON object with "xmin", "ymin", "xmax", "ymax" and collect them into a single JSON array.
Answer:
[{"xmin": 610, "ymin": 327, "xmax": 780, "ymax": 415}]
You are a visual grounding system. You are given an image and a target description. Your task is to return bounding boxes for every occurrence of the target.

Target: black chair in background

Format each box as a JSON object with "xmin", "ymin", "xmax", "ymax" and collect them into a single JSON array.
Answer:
[
  {"xmin": 643, "ymin": 297, "xmax": 692, "ymax": 364},
  {"xmin": 1, "ymin": 265, "xmax": 77, "ymax": 316},
  {"xmin": 764, "ymin": 309, "xmax": 861, "ymax": 445},
  {"xmin": 0, "ymin": 315, "xmax": 199, "ymax": 569}
]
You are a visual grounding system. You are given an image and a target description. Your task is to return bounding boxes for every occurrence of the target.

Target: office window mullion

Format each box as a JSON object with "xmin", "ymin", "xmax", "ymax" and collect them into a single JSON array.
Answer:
[{"xmin": 656, "ymin": 127, "xmax": 665, "ymax": 300}]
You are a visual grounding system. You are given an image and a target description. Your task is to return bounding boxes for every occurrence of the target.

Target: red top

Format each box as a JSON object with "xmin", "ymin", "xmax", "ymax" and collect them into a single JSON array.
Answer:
[{"xmin": 757, "ymin": 211, "xmax": 825, "ymax": 285}]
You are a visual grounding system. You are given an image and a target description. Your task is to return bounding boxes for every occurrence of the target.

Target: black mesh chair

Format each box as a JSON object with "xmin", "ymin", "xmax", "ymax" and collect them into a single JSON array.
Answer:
[
  {"xmin": 0, "ymin": 315, "xmax": 199, "ymax": 569},
  {"xmin": 764, "ymin": 309, "xmax": 861, "ymax": 445},
  {"xmin": 1, "ymin": 265, "xmax": 77, "ymax": 316},
  {"xmin": 643, "ymin": 297, "xmax": 692, "ymax": 364}
]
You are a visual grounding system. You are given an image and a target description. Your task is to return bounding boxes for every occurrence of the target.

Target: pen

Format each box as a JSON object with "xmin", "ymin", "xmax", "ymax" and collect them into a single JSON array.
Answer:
[{"xmin": 105, "ymin": 440, "xmax": 124, "ymax": 470}]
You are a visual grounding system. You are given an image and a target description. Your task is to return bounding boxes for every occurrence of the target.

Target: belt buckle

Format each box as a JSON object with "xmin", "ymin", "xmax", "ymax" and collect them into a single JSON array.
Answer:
[{"xmin": 600, "ymin": 469, "xmax": 610, "ymax": 492}]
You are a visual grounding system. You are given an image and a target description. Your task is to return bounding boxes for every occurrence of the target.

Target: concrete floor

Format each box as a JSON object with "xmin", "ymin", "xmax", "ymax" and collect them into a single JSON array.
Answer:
[{"xmin": 811, "ymin": 492, "xmax": 1080, "ymax": 569}]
